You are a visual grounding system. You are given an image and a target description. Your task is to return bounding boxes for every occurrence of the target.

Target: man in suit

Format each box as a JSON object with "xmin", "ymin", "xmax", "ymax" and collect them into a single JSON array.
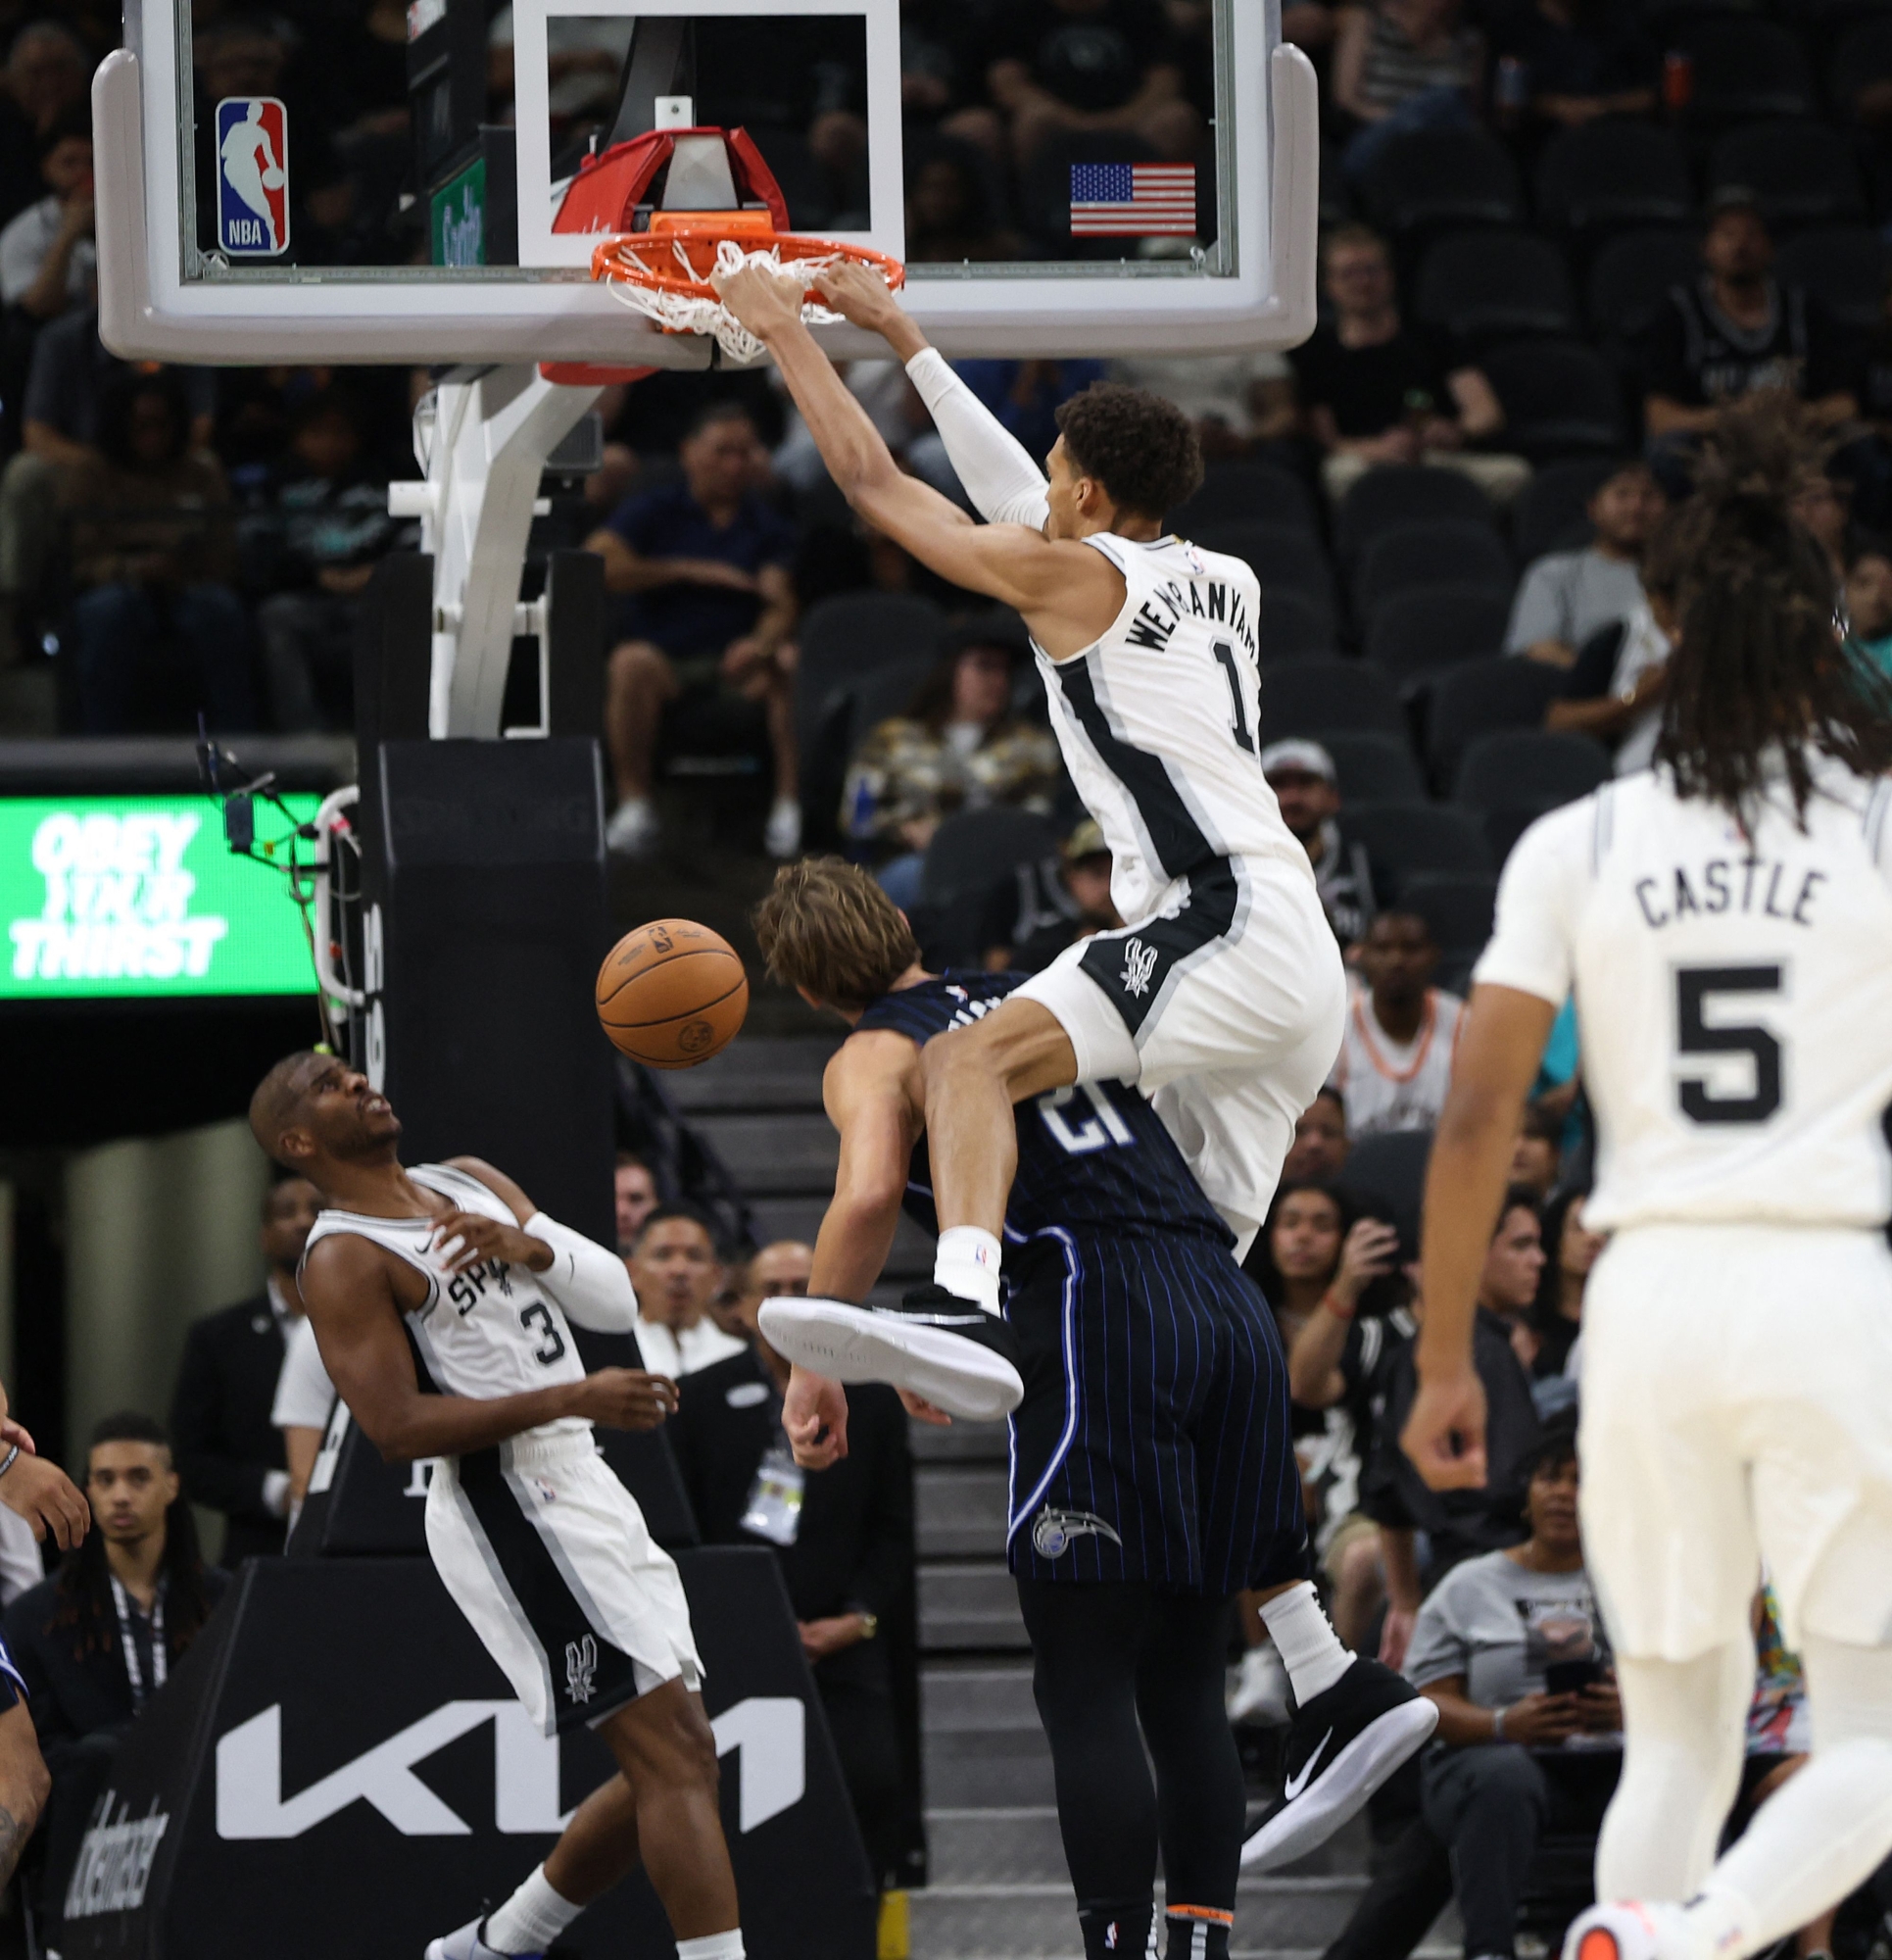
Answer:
[
  {"xmin": 666, "ymin": 1238, "xmax": 918, "ymax": 1890},
  {"xmin": 170, "ymin": 1177, "xmax": 321, "ymax": 1564}
]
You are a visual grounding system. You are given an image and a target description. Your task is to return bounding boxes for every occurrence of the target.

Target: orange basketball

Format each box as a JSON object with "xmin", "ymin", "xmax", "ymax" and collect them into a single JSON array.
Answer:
[{"xmin": 595, "ymin": 918, "xmax": 749, "ymax": 1068}]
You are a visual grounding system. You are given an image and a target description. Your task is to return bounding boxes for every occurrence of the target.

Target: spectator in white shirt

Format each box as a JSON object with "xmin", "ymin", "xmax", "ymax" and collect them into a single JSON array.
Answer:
[
  {"xmin": 1506, "ymin": 460, "xmax": 1664, "ymax": 669},
  {"xmin": 0, "ymin": 105, "xmax": 93, "ymax": 322},
  {"xmin": 627, "ymin": 1204, "xmax": 748, "ymax": 1379},
  {"xmin": 271, "ymin": 1316, "xmax": 338, "ymax": 1525},
  {"xmin": 1333, "ymin": 909, "xmax": 1466, "ymax": 1137}
]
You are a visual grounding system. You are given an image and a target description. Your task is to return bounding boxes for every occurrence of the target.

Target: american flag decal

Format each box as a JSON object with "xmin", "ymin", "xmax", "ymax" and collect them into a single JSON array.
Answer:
[{"xmin": 1069, "ymin": 162, "xmax": 1198, "ymax": 237}]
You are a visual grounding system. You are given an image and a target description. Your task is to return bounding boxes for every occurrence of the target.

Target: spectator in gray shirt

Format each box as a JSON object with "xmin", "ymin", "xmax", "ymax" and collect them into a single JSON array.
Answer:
[
  {"xmin": 1505, "ymin": 460, "xmax": 1664, "ymax": 668},
  {"xmin": 1405, "ymin": 1424, "xmax": 1621, "ymax": 1960}
]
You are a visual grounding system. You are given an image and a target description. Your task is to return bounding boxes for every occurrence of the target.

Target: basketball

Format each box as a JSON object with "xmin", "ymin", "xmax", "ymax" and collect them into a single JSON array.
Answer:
[{"xmin": 595, "ymin": 918, "xmax": 748, "ymax": 1068}]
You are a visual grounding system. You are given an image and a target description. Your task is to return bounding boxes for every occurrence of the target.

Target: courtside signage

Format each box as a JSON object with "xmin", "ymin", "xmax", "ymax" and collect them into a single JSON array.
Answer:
[
  {"xmin": 215, "ymin": 96, "xmax": 290, "ymax": 256},
  {"xmin": 0, "ymin": 796, "xmax": 318, "ymax": 999}
]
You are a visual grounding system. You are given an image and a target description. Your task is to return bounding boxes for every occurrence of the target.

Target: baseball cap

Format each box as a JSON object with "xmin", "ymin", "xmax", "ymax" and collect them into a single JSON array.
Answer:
[
  {"xmin": 1258, "ymin": 738, "xmax": 1336, "ymax": 783},
  {"xmin": 1062, "ymin": 817, "xmax": 1109, "ymax": 862}
]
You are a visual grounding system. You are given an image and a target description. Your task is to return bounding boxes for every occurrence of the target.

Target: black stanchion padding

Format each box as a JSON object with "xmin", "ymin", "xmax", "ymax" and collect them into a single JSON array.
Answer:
[{"xmin": 62, "ymin": 1550, "xmax": 876, "ymax": 1960}]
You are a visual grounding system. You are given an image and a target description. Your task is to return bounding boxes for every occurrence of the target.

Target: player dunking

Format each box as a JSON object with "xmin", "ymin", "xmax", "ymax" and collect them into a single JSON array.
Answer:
[
  {"xmin": 713, "ymin": 264, "xmax": 1345, "ymax": 1414},
  {"xmin": 752, "ymin": 859, "xmax": 1435, "ymax": 1945},
  {"xmin": 247, "ymin": 1054, "xmax": 745, "ymax": 1960},
  {"xmin": 1402, "ymin": 467, "xmax": 1892, "ymax": 1960}
]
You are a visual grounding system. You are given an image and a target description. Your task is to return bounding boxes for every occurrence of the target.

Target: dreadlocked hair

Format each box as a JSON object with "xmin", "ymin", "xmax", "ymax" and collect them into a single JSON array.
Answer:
[
  {"xmin": 1650, "ymin": 397, "xmax": 1892, "ymax": 826},
  {"xmin": 48, "ymin": 1412, "xmax": 218, "ymax": 1666}
]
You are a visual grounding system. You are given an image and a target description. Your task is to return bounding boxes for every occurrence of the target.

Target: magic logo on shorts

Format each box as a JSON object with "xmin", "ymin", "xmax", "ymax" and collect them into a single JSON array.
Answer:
[
  {"xmin": 215, "ymin": 97, "xmax": 290, "ymax": 257},
  {"xmin": 1031, "ymin": 1508, "xmax": 1123, "ymax": 1558}
]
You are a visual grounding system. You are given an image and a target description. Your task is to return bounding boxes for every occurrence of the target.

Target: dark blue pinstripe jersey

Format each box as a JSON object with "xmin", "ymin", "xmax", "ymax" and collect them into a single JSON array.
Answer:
[{"xmin": 853, "ymin": 972, "xmax": 1233, "ymax": 1249}]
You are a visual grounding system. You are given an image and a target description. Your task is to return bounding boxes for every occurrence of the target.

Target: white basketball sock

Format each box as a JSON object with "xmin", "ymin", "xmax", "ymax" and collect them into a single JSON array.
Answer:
[
  {"xmin": 1257, "ymin": 1582, "xmax": 1352, "ymax": 1704},
  {"xmin": 675, "ymin": 1933, "xmax": 745, "ymax": 1960},
  {"xmin": 483, "ymin": 1866, "xmax": 581, "ymax": 1954},
  {"xmin": 934, "ymin": 1225, "xmax": 1003, "ymax": 1314}
]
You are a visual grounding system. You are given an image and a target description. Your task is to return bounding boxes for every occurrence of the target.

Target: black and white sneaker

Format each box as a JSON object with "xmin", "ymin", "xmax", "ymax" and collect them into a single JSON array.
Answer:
[
  {"xmin": 1237, "ymin": 1657, "xmax": 1438, "ymax": 1873},
  {"xmin": 756, "ymin": 1284, "xmax": 1025, "ymax": 1422}
]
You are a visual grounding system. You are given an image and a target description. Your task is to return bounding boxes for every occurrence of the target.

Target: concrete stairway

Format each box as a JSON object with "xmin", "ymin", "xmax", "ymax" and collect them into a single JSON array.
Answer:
[{"xmin": 671, "ymin": 1039, "xmax": 1454, "ymax": 1960}]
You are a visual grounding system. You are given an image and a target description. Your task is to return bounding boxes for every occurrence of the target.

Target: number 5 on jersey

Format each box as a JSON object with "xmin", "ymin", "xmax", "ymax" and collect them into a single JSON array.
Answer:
[{"xmin": 1674, "ymin": 963, "xmax": 1784, "ymax": 1125}]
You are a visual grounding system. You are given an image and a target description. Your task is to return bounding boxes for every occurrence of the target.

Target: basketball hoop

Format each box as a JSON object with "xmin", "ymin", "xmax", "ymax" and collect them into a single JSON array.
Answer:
[{"xmin": 591, "ymin": 212, "xmax": 904, "ymax": 364}]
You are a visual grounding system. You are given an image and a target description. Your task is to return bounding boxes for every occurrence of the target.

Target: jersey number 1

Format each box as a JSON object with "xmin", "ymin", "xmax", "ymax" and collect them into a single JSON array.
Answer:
[
  {"xmin": 1212, "ymin": 641, "xmax": 1257, "ymax": 756},
  {"xmin": 1674, "ymin": 964, "xmax": 1783, "ymax": 1125}
]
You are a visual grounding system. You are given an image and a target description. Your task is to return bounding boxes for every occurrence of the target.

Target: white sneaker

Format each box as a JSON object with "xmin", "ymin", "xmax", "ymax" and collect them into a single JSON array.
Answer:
[
  {"xmin": 424, "ymin": 1918, "xmax": 537, "ymax": 1960},
  {"xmin": 1229, "ymin": 1642, "xmax": 1294, "ymax": 1726},
  {"xmin": 605, "ymin": 798, "xmax": 658, "ymax": 858},
  {"xmin": 1561, "ymin": 1901, "xmax": 1696, "ymax": 1960},
  {"xmin": 764, "ymin": 796, "xmax": 801, "ymax": 858}
]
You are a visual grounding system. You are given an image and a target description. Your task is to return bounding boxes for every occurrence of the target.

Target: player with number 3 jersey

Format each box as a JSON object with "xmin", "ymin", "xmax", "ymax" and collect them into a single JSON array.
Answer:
[{"xmin": 1401, "ymin": 466, "xmax": 1892, "ymax": 1960}]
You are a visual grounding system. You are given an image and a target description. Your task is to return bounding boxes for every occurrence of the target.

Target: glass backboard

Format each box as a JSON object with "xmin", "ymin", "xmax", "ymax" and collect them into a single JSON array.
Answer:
[{"xmin": 95, "ymin": 0, "xmax": 1317, "ymax": 365}]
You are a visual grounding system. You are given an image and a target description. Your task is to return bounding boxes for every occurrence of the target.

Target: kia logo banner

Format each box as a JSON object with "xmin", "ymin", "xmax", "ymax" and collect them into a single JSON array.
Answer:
[{"xmin": 63, "ymin": 1553, "xmax": 874, "ymax": 1959}]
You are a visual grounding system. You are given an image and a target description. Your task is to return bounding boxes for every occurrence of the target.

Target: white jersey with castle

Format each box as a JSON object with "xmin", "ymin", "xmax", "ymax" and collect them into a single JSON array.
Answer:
[
  {"xmin": 1333, "ymin": 987, "xmax": 1466, "ymax": 1138},
  {"xmin": 1475, "ymin": 758, "xmax": 1892, "ymax": 1232},
  {"xmin": 1034, "ymin": 532, "xmax": 1311, "ymax": 924},
  {"xmin": 302, "ymin": 1161, "xmax": 590, "ymax": 1444}
]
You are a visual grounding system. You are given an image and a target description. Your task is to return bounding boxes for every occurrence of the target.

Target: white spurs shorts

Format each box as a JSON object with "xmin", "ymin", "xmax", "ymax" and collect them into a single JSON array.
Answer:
[
  {"xmin": 1577, "ymin": 1222, "xmax": 1892, "ymax": 1659},
  {"xmin": 427, "ymin": 1426, "xmax": 703, "ymax": 1736},
  {"xmin": 1013, "ymin": 853, "xmax": 1347, "ymax": 1247}
]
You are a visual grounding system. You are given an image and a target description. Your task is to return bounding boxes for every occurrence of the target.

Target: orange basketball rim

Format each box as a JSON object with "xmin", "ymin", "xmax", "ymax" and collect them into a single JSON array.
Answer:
[{"xmin": 591, "ymin": 210, "xmax": 904, "ymax": 309}]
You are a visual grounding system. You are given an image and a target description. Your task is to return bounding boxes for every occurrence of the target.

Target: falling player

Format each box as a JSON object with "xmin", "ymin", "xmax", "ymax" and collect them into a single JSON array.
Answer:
[
  {"xmin": 752, "ymin": 858, "xmax": 1435, "ymax": 1944},
  {"xmin": 247, "ymin": 1053, "xmax": 745, "ymax": 1960},
  {"xmin": 1401, "ymin": 470, "xmax": 1892, "ymax": 1960}
]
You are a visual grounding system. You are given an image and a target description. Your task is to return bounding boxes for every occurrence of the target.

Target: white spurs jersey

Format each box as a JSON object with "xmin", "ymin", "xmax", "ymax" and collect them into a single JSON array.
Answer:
[
  {"xmin": 302, "ymin": 1162, "xmax": 589, "ymax": 1444},
  {"xmin": 1036, "ymin": 533, "xmax": 1312, "ymax": 923},
  {"xmin": 1475, "ymin": 757, "xmax": 1892, "ymax": 1232}
]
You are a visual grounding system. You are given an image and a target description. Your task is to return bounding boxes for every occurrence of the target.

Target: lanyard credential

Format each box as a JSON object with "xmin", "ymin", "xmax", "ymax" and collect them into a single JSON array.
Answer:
[{"xmin": 109, "ymin": 1576, "xmax": 166, "ymax": 1708}]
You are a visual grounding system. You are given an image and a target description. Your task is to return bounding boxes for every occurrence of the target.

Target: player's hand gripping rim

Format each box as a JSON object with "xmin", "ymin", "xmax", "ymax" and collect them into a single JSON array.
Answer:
[
  {"xmin": 430, "ymin": 1208, "xmax": 552, "ymax": 1276},
  {"xmin": 1401, "ymin": 1366, "xmax": 1489, "ymax": 1492}
]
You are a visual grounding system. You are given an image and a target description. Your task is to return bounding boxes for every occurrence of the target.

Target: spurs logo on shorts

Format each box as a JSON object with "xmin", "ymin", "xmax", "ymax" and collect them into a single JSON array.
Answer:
[
  {"xmin": 1120, "ymin": 938, "xmax": 1158, "ymax": 999},
  {"xmin": 1032, "ymin": 1508, "xmax": 1124, "ymax": 1558},
  {"xmin": 564, "ymin": 1634, "xmax": 599, "ymax": 1704}
]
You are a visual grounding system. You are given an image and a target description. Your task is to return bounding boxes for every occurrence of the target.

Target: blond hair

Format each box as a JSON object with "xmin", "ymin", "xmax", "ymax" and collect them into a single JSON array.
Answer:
[{"xmin": 752, "ymin": 858, "xmax": 919, "ymax": 1010}]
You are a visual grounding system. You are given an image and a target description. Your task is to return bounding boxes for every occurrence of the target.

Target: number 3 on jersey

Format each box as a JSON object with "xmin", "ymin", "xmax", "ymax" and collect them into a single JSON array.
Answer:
[{"xmin": 1674, "ymin": 963, "xmax": 1784, "ymax": 1125}]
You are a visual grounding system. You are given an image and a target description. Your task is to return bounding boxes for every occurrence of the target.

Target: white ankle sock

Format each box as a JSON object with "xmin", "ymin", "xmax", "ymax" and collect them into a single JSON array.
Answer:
[
  {"xmin": 934, "ymin": 1226, "xmax": 1002, "ymax": 1314},
  {"xmin": 484, "ymin": 1866, "xmax": 581, "ymax": 1954},
  {"xmin": 675, "ymin": 1934, "xmax": 745, "ymax": 1960},
  {"xmin": 1257, "ymin": 1582, "xmax": 1353, "ymax": 1704}
]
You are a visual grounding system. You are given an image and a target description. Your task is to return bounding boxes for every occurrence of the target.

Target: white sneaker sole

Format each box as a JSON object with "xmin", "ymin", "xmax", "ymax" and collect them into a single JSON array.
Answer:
[
  {"xmin": 758, "ymin": 1297, "xmax": 1023, "ymax": 1422},
  {"xmin": 1238, "ymin": 1694, "xmax": 1439, "ymax": 1873}
]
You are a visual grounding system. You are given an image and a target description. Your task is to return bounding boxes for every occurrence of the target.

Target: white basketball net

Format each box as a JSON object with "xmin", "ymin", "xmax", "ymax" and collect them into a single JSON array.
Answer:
[{"xmin": 600, "ymin": 236, "xmax": 861, "ymax": 364}]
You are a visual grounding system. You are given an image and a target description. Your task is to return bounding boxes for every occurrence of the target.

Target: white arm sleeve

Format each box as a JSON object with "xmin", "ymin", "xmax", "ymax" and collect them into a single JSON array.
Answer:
[
  {"xmin": 271, "ymin": 1317, "xmax": 337, "ymax": 1430},
  {"xmin": 905, "ymin": 348, "xmax": 1052, "ymax": 532},
  {"xmin": 525, "ymin": 1212, "xmax": 639, "ymax": 1333}
]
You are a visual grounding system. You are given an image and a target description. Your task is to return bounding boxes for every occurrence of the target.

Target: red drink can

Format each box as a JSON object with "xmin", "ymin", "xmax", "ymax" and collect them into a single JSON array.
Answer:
[{"xmin": 1664, "ymin": 50, "xmax": 1694, "ymax": 112}]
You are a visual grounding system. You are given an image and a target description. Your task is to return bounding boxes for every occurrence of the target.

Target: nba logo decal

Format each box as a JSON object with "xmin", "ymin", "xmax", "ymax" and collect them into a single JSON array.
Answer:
[{"xmin": 215, "ymin": 97, "xmax": 289, "ymax": 256}]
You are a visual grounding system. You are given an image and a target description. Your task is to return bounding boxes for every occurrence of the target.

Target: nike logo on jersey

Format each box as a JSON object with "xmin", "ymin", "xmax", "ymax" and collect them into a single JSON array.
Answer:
[
  {"xmin": 1283, "ymin": 1730, "xmax": 1334, "ymax": 1799},
  {"xmin": 1031, "ymin": 1508, "xmax": 1125, "ymax": 1558}
]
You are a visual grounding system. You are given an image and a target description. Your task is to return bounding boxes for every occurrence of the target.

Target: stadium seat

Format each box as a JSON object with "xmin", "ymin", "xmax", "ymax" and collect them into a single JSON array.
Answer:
[
  {"xmin": 1400, "ymin": 870, "xmax": 1499, "ymax": 962},
  {"xmin": 1512, "ymin": 458, "xmax": 1618, "ymax": 565},
  {"xmin": 1258, "ymin": 658, "xmax": 1406, "ymax": 739},
  {"xmin": 1175, "ymin": 460, "xmax": 1321, "ymax": 535},
  {"xmin": 1480, "ymin": 341, "xmax": 1625, "ymax": 460},
  {"xmin": 1354, "ymin": 521, "xmax": 1515, "ymax": 623},
  {"xmin": 1334, "ymin": 465, "xmax": 1499, "ymax": 567},
  {"xmin": 1775, "ymin": 225, "xmax": 1889, "ymax": 329},
  {"xmin": 1586, "ymin": 228, "xmax": 1700, "ymax": 340},
  {"xmin": 1341, "ymin": 1129, "xmax": 1433, "ymax": 1252},
  {"xmin": 1707, "ymin": 122, "xmax": 1866, "ymax": 229},
  {"xmin": 1195, "ymin": 521, "xmax": 1340, "ymax": 616},
  {"xmin": 1534, "ymin": 122, "xmax": 1695, "ymax": 239},
  {"xmin": 1674, "ymin": 19, "xmax": 1818, "ymax": 126},
  {"xmin": 1424, "ymin": 656, "xmax": 1563, "ymax": 791},
  {"xmin": 1413, "ymin": 231, "xmax": 1578, "ymax": 344},
  {"xmin": 1344, "ymin": 801, "xmax": 1498, "ymax": 884},
  {"xmin": 1455, "ymin": 728, "xmax": 1612, "ymax": 808},
  {"xmin": 1366, "ymin": 585, "xmax": 1513, "ymax": 684},
  {"xmin": 1317, "ymin": 730, "xmax": 1428, "ymax": 804},
  {"xmin": 1260, "ymin": 588, "xmax": 1341, "ymax": 661},
  {"xmin": 1359, "ymin": 128, "xmax": 1525, "ymax": 236},
  {"xmin": 1828, "ymin": 16, "xmax": 1892, "ymax": 124},
  {"xmin": 922, "ymin": 806, "xmax": 1060, "ymax": 906}
]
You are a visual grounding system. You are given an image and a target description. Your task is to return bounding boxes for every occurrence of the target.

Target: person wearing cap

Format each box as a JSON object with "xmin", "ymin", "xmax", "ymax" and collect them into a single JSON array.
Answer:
[
  {"xmin": 841, "ymin": 615, "xmax": 1062, "ymax": 911},
  {"xmin": 980, "ymin": 816, "xmax": 1123, "ymax": 974},
  {"xmin": 1641, "ymin": 192, "xmax": 1857, "ymax": 480},
  {"xmin": 1261, "ymin": 739, "xmax": 1377, "ymax": 947}
]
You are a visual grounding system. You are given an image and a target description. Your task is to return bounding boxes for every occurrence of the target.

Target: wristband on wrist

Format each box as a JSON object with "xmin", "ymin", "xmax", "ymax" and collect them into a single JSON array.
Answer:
[
  {"xmin": 1491, "ymin": 1704, "xmax": 1506, "ymax": 1741},
  {"xmin": 1322, "ymin": 1287, "xmax": 1358, "ymax": 1321},
  {"xmin": 0, "ymin": 1445, "xmax": 21, "ymax": 1482}
]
